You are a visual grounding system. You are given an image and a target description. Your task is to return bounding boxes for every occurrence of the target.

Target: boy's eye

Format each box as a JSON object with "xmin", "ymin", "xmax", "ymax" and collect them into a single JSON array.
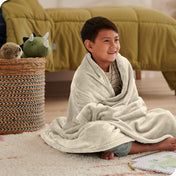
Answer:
[
  {"xmin": 115, "ymin": 38, "xmax": 119, "ymax": 42},
  {"xmin": 104, "ymin": 40, "xmax": 109, "ymax": 42}
]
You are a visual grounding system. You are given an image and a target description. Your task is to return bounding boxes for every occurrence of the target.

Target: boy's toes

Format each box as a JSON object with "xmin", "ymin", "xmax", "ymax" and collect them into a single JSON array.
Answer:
[
  {"xmin": 109, "ymin": 152, "xmax": 115, "ymax": 160},
  {"xmin": 100, "ymin": 152, "xmax": 114, "ymax": 160}
]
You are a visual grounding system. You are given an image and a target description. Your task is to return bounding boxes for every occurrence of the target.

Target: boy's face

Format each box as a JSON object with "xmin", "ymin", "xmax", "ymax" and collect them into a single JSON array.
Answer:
[{"xmin": 84, "ymin": 29, "xmax": 120, "ymax": 71}]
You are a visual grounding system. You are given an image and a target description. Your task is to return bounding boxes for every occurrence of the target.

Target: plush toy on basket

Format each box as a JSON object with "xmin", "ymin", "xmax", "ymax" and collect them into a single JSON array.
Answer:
[
  {"xmin": 21, "ymin": 32, "xmax": 51, "ymax": 58},
  {"xmin": 0, "ymin": 42, "xmax": 23, "ymax": 59},
  {"xmin": 0, "ymin": 32, "xmax": 51, "ymax": 59}
]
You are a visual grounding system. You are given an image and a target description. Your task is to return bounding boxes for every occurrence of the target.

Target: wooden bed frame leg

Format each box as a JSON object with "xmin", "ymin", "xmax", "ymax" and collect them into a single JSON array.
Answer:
[{"xmin": 135, "ymin": 70, "xmax": 141, "ymax": 80}]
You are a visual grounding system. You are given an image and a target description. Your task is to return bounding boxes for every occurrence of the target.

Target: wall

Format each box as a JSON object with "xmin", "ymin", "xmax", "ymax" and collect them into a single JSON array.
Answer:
[
  {"xmin": 38, "ymin": 0, "xmax": 152, "ymax": 8},
  {"xmin": 38, "ymin": 0, "xmax": 176, "ymax": 18},
  {"xmin": 152, "ymin": 0, "xmax": 176, "ymax": 18},
  {"xmin": 38, "ymin": 0, "xmax": 58, "ymax": 8}
]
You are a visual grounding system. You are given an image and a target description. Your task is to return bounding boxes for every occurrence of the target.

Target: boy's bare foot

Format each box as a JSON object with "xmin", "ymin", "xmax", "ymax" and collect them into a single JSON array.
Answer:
[
  {"xmin": 157, "ymin": 138, "xmax": 176, "ymax": 151},
  {"xmin": 100, "ymin": 138, "xmax": 176, "ymax": 160},
  {"xmin": 130, "ymin": 138, "xmax": 176, "ymax": 154},
  {"xmin": 100, "ymin": 151, "xmax": 114, "ymax": 160}
]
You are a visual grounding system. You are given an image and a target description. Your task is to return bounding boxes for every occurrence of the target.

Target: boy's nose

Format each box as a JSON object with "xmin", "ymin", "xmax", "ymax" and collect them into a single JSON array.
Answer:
[{"xmin": 110, "ymin": 42, "xmax": 117, "ymax": 48}]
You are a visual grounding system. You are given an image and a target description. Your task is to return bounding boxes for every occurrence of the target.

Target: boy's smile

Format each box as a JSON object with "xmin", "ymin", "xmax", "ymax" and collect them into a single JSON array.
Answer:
[{"xmin": 84, "ymin": 29, "xmax": 120, "ymax": 72}]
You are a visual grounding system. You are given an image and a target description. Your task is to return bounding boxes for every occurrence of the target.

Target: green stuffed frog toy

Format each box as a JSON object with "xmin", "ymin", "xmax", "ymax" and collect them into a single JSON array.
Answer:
[{"xmin": 21, "ymin": 32, "xmax": 51, "ymax": 58}]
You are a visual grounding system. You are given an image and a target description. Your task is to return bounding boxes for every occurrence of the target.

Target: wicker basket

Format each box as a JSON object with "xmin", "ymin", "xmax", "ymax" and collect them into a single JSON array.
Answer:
[{"xmin": 0, "ymin": 57, "xmax": 46, "ymax": 134}]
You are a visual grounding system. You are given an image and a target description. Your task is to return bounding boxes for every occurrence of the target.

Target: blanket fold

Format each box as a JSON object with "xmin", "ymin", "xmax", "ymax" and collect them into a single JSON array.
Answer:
[{"xmin": 41, "ymin": 53, "xmax": 176, "ymax": 153}]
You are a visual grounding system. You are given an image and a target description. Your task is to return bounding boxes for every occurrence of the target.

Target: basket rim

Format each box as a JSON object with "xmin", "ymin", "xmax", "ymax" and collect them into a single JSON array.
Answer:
[{"xmin": 0, "ymin": 57, "xmax": 46, "ymax": 63}]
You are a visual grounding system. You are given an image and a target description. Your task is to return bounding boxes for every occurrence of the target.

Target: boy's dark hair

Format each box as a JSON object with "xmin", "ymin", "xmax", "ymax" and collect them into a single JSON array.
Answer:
[{"xmin": 81, "ymin": 16, "xmax": 118, "ymax": 43}]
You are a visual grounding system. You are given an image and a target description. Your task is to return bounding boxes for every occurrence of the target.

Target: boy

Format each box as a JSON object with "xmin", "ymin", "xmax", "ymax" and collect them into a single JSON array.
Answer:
[
  {"xmin": 80, "ymin": 16, "xmax": 176, "ymax": 160},
  {"xmin": 41, "ymin": 17, "xmax": 176, "ymax": 160}
]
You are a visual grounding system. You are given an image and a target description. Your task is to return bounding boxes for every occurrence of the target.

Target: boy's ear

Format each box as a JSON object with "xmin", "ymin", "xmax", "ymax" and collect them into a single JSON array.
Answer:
[{"xmin": 84, "ymin": 39, "xmax": 93, "ymax": 52}]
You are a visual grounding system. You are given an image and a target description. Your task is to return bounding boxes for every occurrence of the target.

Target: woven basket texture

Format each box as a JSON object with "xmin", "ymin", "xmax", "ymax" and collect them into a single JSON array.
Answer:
[{"xmin": 0, "ymin": 57, "xmax": 46, "ymax": 134}]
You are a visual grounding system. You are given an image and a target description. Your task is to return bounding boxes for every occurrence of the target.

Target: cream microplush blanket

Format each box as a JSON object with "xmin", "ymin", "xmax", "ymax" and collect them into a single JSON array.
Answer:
[{"xmin": 41, "ymin": 53, "xmax": 176, "ymax": 153}]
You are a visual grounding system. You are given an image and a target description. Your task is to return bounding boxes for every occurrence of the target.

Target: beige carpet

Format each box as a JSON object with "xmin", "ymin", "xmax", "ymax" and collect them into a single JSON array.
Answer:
[{"xmin": 0, "ymin": 126, "xmax": 167, "ymax": 176}]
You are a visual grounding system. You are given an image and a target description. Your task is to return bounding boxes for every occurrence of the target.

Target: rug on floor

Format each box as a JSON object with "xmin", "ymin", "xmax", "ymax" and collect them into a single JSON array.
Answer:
[{"xmin": 0, "ymin": 127, "xmax": 166, "ymax": 176}]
